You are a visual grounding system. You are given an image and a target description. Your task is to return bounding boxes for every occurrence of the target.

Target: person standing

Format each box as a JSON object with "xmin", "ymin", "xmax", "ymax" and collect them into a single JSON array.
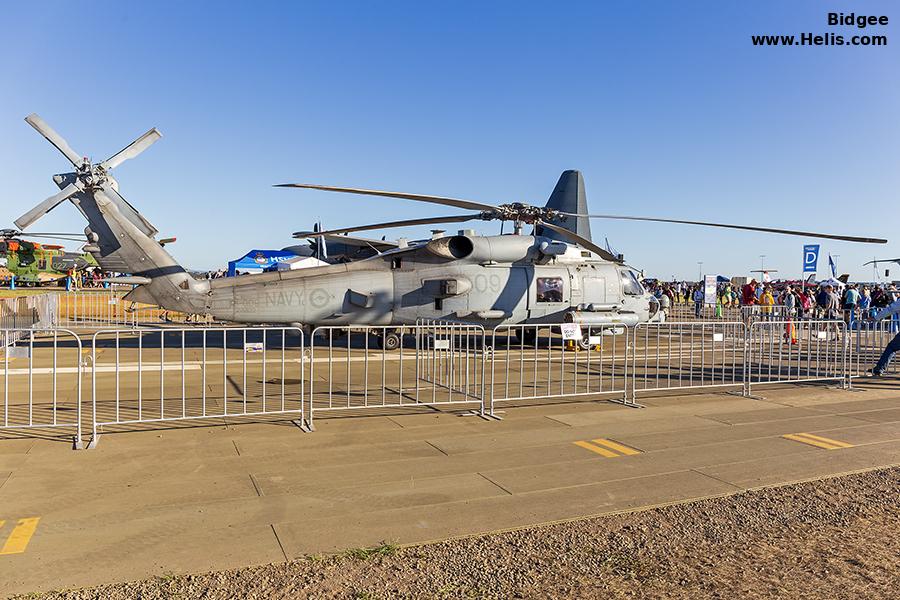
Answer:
[
  {"xmin": 760, "ymin": 286, "xmax": 775, "ymax": 319},
  {"xmin": 859, "ymin": 286, "xmax": 872, "ymax": 319},
  {"xmin": 867, "ymin": 295, "xmax": 900, "ymax": 376},
  {"xmin": 842, "ymin": 284, "xmax": 860, "ymax": 326},
  {"xmin": 693, "ymin": 286, "xmax": 704, "ymax": 318}
]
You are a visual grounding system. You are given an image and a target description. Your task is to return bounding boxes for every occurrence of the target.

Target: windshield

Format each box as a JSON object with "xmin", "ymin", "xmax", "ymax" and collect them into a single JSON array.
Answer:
[{"xmin": 621, "ymin": 270, "xmax": 643, "ymax": 296}]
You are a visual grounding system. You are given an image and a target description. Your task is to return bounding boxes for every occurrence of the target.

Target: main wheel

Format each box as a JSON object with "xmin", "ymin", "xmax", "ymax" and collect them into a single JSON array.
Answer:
[
  {"xmin": 513, "ymin": 327, "xmax": 538, "ymax": 347},
  {"xmin": 381, "ymin": 332, "xmax": 402, "ymax": 351}
]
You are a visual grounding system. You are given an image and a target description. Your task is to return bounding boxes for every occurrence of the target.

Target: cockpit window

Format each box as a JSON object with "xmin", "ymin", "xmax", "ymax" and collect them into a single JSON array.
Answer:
[
  {"xmin": 621, "ymin": 270, "xmax": 643, "ymax": 296},
  {"xmin": 536, "ymin": 277, "xmax": 564, "ymax": 303}
]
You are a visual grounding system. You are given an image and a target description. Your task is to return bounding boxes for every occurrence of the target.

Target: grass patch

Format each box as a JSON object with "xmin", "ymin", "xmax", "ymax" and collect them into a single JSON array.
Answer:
[{"xmin": 343, "ymin": 542, "xmax": 399, "ymax": 561}]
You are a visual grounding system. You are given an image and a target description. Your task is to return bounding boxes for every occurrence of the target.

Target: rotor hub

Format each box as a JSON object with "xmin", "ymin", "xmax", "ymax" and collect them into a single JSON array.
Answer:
[{"xmin": 492, "ymin": 203, "xmax": 562, "ymax": 224}]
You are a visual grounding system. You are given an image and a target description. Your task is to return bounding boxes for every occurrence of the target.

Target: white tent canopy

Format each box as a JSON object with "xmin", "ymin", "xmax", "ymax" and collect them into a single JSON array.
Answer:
[{"xmin": 274, "ymin": 256, "xmax": 330, "ymax": 271}]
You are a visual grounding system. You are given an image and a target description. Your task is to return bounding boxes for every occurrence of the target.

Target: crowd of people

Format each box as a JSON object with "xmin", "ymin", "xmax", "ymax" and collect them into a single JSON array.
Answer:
[{"xmin": 644, "ymin": 278, "xmax": 900, "ymax": 322}]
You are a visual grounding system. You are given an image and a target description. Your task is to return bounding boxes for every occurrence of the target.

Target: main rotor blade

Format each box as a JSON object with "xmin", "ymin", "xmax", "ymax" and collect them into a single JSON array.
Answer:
[
  {"xmin": 539, "ymin": 221, "xmax": 624, "ymax": 264},
  {"xmin": 276, "ymin": 183, "xmax": 498, "ymax": 213},
  {"xmin": 14, "ymin": 182, "xmax": 82, "ymax": 230},
  {"xmin": 294, "ymin": 214, "xmax": 483, "ymax": 238},
  {"xmin": 863, "ymin": 258, "xmax": 900, "ymax": 266},
  {"xmin": 25, "ymin": 113, "xmax": 83, "ymax": 167},
  {"xmin": 101, "ymin": 127, "xmax": 162, "ymax": 170},
  {"xmin": 560, "ymin": 212, "xmax": 887, "ymax": 244}
]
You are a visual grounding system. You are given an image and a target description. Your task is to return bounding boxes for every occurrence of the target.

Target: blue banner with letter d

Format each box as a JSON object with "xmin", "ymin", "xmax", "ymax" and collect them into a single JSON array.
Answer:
[{"xmin": 803, "ymin": 244, "xmax": 820, "ymax": 273}]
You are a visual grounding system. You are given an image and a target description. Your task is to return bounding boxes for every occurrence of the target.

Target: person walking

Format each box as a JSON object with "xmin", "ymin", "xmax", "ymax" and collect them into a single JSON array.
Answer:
[{"xmin": 867, "ymin": 295, "xmax": 900, "ymax": 376}]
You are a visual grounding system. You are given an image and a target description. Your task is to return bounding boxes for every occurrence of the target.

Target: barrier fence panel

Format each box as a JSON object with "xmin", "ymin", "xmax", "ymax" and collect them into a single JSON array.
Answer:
[
  {"xmin": 2, "ymin": 295, "xmax": 60, "ymax": 342},
  {"xmin": 57, "ymin": 290, "xmax": 129, "ymax": 328},
  {"xmin": 55, "ymin": 289, "xmax": 214, "ymax": 329},
  {"xmin": 89, "ymin": 327, "xmax": 306, "ymax": 447},
  {"xmin": 488, "ymin": 324, "xmax": 630, "ymax": 407},
  {"xmin": 309, "ymin": 324, "xmax": 486, "ymax": 427},
  {"xmin": 665, "ymin": 304, "xmax": 799, "ymax": 323},
  {"xmin": 850, "ymin": 318, "xmax": 900, "ymax": 377},
  {"xmin": 631, "ymin": 321, "xmax": 747, "ymax": 401},
  {"xmin": 746, "ymin": 320, "xmax": 848, "ymax": 395},
  {"xmin": 1, "ymin": 329, "xmax": 84, "ymax": 448},
  {"xmin": 666, "ymin": 303, "xmax": 743, "ymax": 321}
]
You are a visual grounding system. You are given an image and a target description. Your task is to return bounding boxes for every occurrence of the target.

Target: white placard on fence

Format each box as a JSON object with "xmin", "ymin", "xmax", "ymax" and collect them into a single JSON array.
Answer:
[
  {"xmin": 244, "ymin": 342, "xmax": 264, "ymax": 352},
  {"xmin": 561, "ymin": 323, "xmax": 582, "ymax": 340}
]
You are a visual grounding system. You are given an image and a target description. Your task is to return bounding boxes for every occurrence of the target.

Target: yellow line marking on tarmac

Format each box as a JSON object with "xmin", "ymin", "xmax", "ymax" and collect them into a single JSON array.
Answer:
[
  {"xmin": 591, "ymin": 438, "xmax": 642, "ymax": 456},
  {"xmin": 573, "ymin": 440, "xmax": 619, "ymax": 458},
  {"xmin": 782, "ymin": 433, "xmax": 854, "ymax": 450},
  {"xmin": 793, "ymin": 432, "xmax": 854, "ymax": 448},
  {"xmin": 574, "ymin": 438, "xmax": 642, "ymax": 458},
  {"xmin": 0, "ymin": 517, "xmax": 40, "ymax": 555}
]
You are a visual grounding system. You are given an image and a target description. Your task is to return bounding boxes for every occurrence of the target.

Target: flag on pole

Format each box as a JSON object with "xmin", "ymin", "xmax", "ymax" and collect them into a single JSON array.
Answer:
[{"xmin": 803, "ymin": 245, "xmax": 820, "ymax": 273}]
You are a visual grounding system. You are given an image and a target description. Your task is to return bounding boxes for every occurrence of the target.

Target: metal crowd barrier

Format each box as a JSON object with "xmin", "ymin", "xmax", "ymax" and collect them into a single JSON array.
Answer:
[
  {"xmin": 488, "ymin": 324, "xmax": 630, "ymax": 407},
  {"xmin": 3, "ymin": 314, "xmax": 898, "ymax": 449},
  {"xmin": 631, "ymin": 321, "xmax": 747, "ymax": 402},
  {"xmin": 1, "ymin": 328, "xmax": 84, "ymax": 448},
  {"xmin": 57, "ymin": 290, "xmax": 214, "ymax": 329},
  {"xmin": 850, "ymin": 318, "xmax": 899, "ymax": 377},
  {"xmin": 308, "ymin": 323, "xmax": 487, "ymax": 429},
  {"xmin": 1, "ymin": 295, "xmax": 60, "ymax": 342},
  {"xmin": 666, "ymin": 303, "xmax": 743, "ymax": 321},
  {"xmin": 745, "ymin": 319, "xmax": 849, "ymax": 395},
  {"xmin": 665, "ymin": 303, "xmax": 798, "ymax": 323},
  {"xmin": 88, "ymin": 327, "xmax": 307, "ymax": 448}
]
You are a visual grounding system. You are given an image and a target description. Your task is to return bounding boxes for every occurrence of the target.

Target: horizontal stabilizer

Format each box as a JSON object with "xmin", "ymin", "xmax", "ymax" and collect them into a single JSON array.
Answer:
[{"xmin": 101, "ymin": 276, "xmax": 153, "ymax": 286}]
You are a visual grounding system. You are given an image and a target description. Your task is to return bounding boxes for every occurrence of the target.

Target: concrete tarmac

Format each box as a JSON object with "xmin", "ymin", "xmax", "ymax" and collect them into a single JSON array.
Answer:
[{"xmin": 0, "ymin": 369, "xmax": 898, "ymax": 596}]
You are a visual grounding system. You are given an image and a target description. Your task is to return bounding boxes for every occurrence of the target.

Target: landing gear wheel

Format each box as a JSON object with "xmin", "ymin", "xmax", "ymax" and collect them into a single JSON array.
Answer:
[
  {"xmin": 514, "ymin": 327, "xmax": 538, "ymax": 347},
  {"xmin": 578, "ymin": 333, "xmax": 592, "ymax": 351},
  {"xmin": 381, "ymin": 331, "xmax": 402, "ymax": 351}
]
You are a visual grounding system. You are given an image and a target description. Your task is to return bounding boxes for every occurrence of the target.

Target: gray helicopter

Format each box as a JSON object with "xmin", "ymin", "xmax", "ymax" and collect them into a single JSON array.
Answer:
[{"xmin": 15, "ymin": 114, "xmax": 888, "ymax": 349}]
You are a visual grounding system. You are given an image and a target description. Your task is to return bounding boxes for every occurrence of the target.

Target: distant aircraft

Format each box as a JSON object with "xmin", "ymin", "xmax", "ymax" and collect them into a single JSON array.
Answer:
[{"xmin": 0, "ymin": 231, "xmax": 96, "ymax": 286}]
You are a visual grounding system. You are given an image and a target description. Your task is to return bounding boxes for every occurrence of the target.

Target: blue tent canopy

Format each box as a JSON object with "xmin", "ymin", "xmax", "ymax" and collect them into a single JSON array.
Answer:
[{"xmin": 227, "ymin": 249, "xmax": 298, "ymax": 277}]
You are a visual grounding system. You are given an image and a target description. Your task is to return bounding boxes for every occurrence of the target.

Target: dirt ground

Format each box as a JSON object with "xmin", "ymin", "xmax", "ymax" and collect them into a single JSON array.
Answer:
[{"xmin": 16, "ymin": 466, "xmax": 899, "ymax": 600}]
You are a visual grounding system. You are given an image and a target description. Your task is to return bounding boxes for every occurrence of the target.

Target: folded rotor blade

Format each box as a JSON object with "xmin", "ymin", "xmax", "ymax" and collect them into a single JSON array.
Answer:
[
  {"xmin": 294, "ymin": 214, "xmax": 483, "ymax": 238},
  {"xmin": 25, "ymin": 113, "xmax": 83, "ymax": 167},
  {"xmin": 560, "ymin": 212, "xmax": 887, "ymax": 244},
  {"xmin": 101, "ymin": 128, "xmax": 162, "ymax": 170},
  {"xmin": 539, "ymin": 221, "xmax": 624, "ymax": 264},
  {"xmin": 277, "ymin": 183, "xmax": 498, "ymax": 213},
  {"xmin": 14, "ymin": 182, "xmax": 82, "ymax": 230},
  {"xmin": 19, "ymin": 233, "xmax": 87, "ymax": 243}
]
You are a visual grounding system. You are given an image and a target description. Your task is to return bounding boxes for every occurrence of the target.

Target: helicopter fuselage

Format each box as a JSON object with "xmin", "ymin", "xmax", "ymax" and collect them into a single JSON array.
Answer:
[{"xmin": 201, "ymin": 233, "xmax": 658, "ymax": 329}]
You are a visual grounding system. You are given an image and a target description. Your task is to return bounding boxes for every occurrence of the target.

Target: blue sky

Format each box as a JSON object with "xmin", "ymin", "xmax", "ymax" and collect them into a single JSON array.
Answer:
[{"xmin": 1, "ymin": 1, "xmax": 896, "ymax": 280}]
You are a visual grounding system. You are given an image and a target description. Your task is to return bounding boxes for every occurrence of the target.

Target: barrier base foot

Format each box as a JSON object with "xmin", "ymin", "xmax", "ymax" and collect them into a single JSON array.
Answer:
[
  {"xmin": 728, "ymin": 390, "xmax": 766, "ymax": 400},
  {"xmin": 461, "ymin": 410, "xmax": 503, "ymax": 421},
  {"xmin": 828, "ymin": 384, "xmax": 865, "ymax": 393},
  {"xmin": 72, "ymin": 437, "xmax": 85, "ymax": 451},
  {"xmin": 292, "ymin": 419, "xmax": 315, "ymax": 433},
  {"xmin": 608, "ymin": 398, "xmax": 645, "ymax": 409},
  {"xmin": 86, "ymin": 435, "xmax": 100, "ymax": 450}
]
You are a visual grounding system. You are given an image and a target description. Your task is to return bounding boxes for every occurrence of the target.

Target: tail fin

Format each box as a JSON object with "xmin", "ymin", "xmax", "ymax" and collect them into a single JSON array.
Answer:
[
  {"xmin": 73, "ymin": 184, "xmax": 208, "ymax": 313},
  {"xmin": 535, "ymin": 170, "xmax": 593, "ymax": 243},
  {"xmin": 19, "ymin": 114, "xmax": 208, "ymax": 314}
]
